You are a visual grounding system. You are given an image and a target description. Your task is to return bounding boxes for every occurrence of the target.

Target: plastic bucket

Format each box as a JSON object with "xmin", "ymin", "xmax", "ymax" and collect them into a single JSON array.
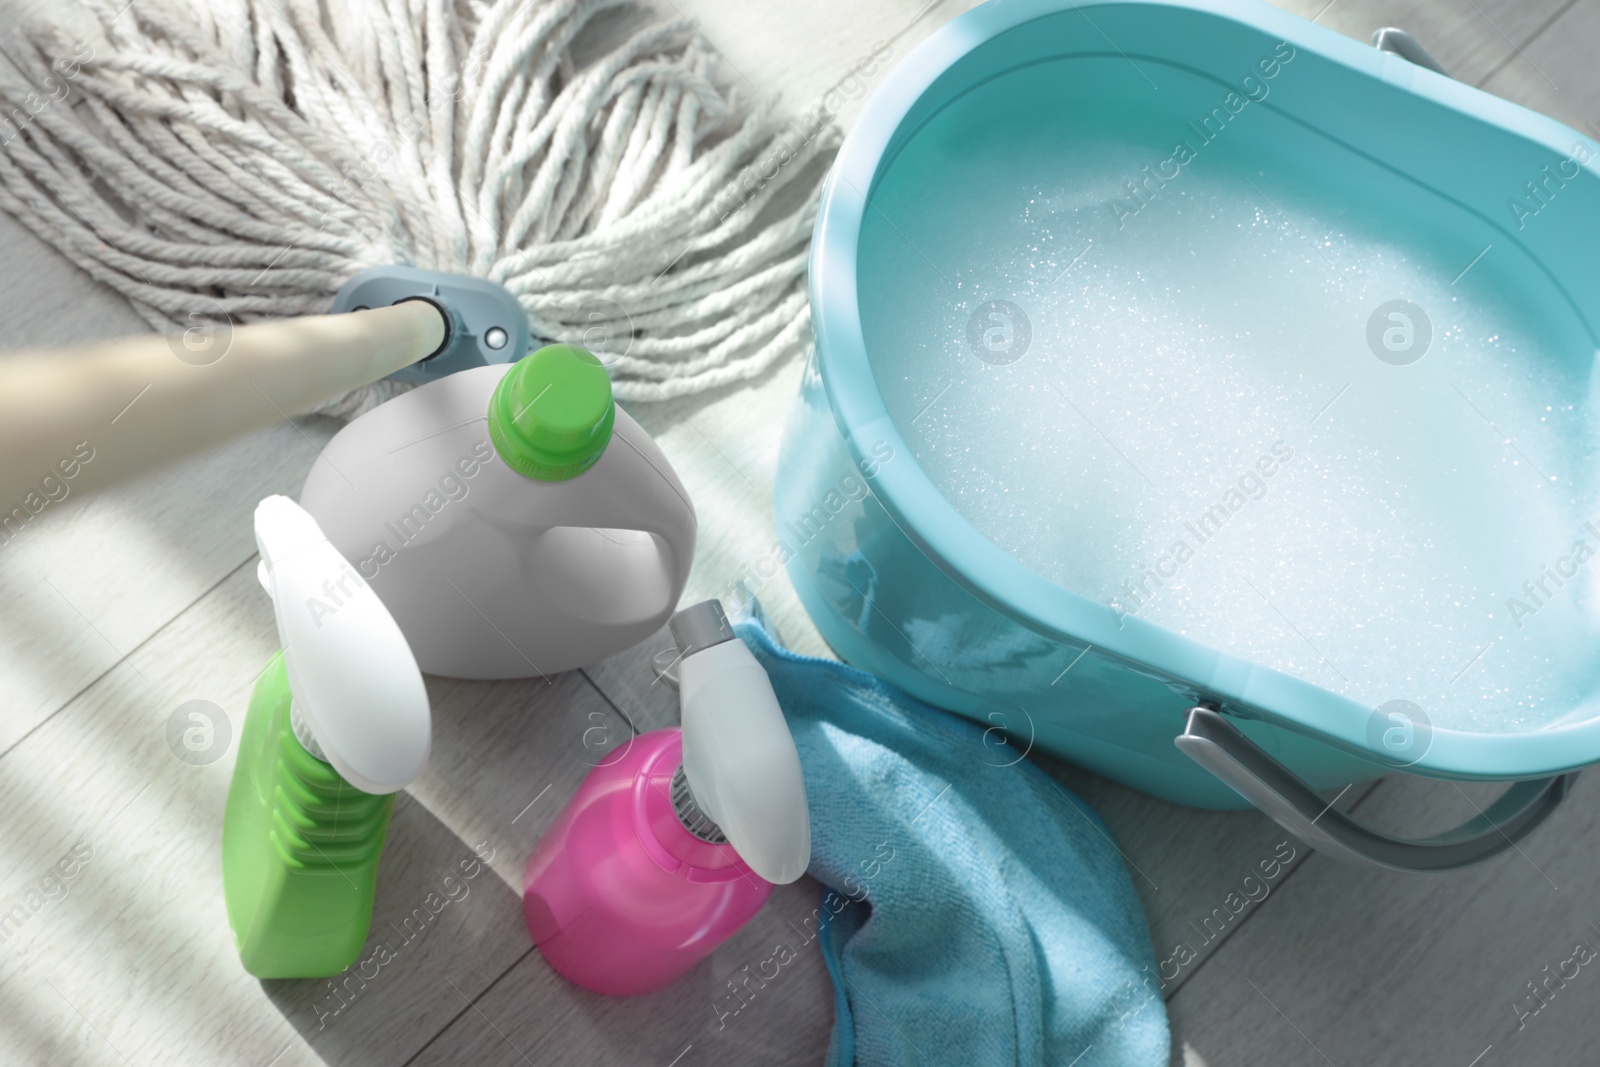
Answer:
[{"xmin": 775, "ymin": 0, "xmax": 1600, "ymax": 867}]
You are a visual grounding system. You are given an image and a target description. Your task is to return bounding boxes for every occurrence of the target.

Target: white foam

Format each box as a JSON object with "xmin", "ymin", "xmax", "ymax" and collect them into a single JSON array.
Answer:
[{"xmin": 861, "ymin": 163, "xmax": 1600, "ymax": 733}]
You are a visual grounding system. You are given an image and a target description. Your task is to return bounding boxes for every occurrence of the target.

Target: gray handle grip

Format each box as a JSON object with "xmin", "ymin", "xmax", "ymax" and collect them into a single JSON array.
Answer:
[
  {"xmin": 1175, "ymin": 707, "xmax": 1577, "ymax": 872},
  {"xmin": 1371, "ymin": 27, "xmax": 1449, "ymax": 76}
]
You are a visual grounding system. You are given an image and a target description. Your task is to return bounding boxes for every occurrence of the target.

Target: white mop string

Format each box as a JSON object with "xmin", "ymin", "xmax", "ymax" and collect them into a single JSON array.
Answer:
[{"xmin": 0, "ymin": 0, "xmax": 836, "ymax": 410}]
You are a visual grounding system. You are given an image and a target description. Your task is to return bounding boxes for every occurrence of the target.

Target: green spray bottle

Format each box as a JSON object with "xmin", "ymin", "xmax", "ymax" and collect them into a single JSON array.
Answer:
[{"xmin": 222, "ymin": 495, "xmax": 431, "ymax": 978}]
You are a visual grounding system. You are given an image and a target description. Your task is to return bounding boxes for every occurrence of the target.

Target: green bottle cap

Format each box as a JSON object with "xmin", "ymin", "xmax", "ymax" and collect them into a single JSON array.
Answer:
[{"xmin": 487, "ymin": 344, "xmax": 615, "ymax": 480}]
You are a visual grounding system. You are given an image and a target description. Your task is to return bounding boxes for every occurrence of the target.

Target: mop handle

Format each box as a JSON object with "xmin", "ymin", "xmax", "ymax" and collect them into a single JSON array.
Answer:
[{"xmin": 0, "ymin": 301, "xmax": 446, "ymax": 511}]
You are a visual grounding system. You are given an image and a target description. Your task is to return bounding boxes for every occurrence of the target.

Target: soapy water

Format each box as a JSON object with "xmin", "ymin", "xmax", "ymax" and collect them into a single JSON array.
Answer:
[{"xmin": 859, "ymin": 143, "xmax": 1600, "ymax": 733}]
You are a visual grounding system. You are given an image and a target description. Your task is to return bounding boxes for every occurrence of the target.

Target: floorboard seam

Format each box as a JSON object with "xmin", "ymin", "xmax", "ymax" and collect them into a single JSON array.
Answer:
[
  {"xmin": 1161, "ymin": 781, "xmax": 1381, "ymax": 1003},
  {"xmin": 0, "ymin": 552, "xmax": 260, "ymax": 765},
  {"xmin": 1161, "ymin": 852, "xmax": 1310, "ymax": 1004},
  {"xmin": 397, "ymin": 946, "xmax": 537, "ymax": 1067},
  {"xmin": 1473, "ymin": 0, "xmax": 1581, "ymax": 87},
  {"xmin": 577, "ymin": 664, "xmax": 644, "ymax": 738}
]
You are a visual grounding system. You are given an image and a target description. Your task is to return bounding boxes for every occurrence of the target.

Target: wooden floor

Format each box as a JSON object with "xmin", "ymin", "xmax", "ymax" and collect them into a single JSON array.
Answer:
[{"xmin": 1, "ymin": 0, "xmax": 1599, "ymax": 1064}]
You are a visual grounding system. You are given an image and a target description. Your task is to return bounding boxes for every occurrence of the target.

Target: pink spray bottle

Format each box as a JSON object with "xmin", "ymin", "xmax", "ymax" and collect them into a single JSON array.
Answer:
[{"xmin": 522, "ymin": 600, "xmax": 810, "ymax": 995}]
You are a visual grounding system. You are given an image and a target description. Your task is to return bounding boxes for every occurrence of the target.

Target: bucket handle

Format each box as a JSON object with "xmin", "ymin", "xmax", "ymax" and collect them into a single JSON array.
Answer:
[
  {"xmin": 1175, "ymin": 707, "xmax": 1578, "ymax": 873},
  {"xmin": 1371, "ymin": 27, "xmax": 1449, "ymax": 77}
]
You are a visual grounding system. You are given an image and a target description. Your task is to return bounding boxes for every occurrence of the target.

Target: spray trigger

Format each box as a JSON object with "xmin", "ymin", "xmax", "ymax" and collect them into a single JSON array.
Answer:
[
  {"xmin": 672, "ymin": 600, "xmax": 810, "ymax": 884},
  {"xmin": 254, "ymin": 496, "xmax": 430, "ymax": 794}
]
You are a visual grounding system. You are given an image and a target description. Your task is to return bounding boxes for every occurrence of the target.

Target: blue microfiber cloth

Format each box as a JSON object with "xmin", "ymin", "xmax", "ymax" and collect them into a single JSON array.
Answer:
[{"xmin": 734, "ymin": 616, "xmax": 1169, "ymax": 1067}]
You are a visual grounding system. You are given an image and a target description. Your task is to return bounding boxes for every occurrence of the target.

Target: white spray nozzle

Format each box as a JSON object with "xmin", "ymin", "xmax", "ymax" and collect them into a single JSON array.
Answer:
[
  {"xmin": 674, "ymin": 601, "xmax": 810, "ymax": 884},
  {"xmin": 254, "ymin": 496, "xmax": 430, "ymax": 794}
]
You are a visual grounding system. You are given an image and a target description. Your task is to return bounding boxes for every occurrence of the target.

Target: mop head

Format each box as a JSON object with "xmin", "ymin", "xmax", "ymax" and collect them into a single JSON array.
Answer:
[{"xmin": 0, "ymin": 0, "xmax": 836, "ymax": 412}]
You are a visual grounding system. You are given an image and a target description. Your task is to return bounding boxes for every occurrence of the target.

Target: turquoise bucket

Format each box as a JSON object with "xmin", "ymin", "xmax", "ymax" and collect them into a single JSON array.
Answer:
[{"xmin": 776, "ymin": 0, "xmax": 1600, "ymax": 863}]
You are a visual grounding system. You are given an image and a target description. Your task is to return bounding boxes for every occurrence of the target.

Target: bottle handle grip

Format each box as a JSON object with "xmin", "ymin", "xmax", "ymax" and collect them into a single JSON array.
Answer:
[
  {"xmin": 493, "ymin": 411, "xmax": 694, "ymax": 630},
  {"xmin": 517, "ymin": 410, "xmax": 696, "ymax": 566}
]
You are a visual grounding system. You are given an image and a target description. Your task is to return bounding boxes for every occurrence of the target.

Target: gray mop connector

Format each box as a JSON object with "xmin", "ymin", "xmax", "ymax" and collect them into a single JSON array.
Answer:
[{"xmin": 332, "ymin": 265, "xmax": 531, "ymax": 383}]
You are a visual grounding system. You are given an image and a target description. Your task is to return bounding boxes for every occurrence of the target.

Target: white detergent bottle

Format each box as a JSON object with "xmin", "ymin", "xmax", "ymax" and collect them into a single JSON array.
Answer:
[{"xmin": 299, "ymin": 344, "xmax": 696, "ymax": 680}]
